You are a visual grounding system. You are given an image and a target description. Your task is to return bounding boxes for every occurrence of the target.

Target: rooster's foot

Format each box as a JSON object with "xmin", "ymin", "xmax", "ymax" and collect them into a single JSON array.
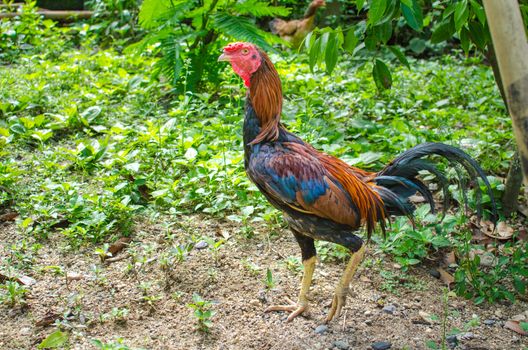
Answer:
[{"xmin": 265, "ymin": 297, "xmax": 308, "ymax": 322}]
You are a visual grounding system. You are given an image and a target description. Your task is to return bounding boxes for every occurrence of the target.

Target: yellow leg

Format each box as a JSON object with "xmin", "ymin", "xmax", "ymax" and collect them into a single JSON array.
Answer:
[
  {"xmin": 325, "ymin": 245, "xmax": 366, "ymax": 323},
  {"xmin": 265, "ymin": 256, "xmax": 316, "ymax": 322}
]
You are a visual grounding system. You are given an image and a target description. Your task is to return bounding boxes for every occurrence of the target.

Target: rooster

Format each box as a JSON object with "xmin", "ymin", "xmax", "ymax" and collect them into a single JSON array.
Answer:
[
  {"xmin": 218, "ymin": 42, "xmax": 496, "ymax": 323},
  {"xmin": 270, "ymin": 0, "xmax": 326, "ymax": 48}
]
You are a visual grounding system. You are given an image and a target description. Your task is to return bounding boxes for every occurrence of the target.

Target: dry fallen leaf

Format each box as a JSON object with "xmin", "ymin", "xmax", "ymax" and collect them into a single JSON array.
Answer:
[
  {"xmin": 418, "ymin": 311, "xmax": 438, "ymax": 325},
  {"xmin": 504, "ymin": 320, "xmax": 528, "ymax": 336},
  {"xmin": 0, "ymin": 211, "xmax": 18, "ymax": 222},
  {"xmin": 437, "ymin": 267, "xmax": 455, "ymax": 287},
  {"xmin": 107, "ymin": 237, "xmax": 132, "ymax": 257},
  {"xmin": 483, "ymin": 221, "xmax": 514, "ymax": 240},
  {"xmin": 359, "ymin": 275, "xmax": 371, "ymax": 283},
  {"xmin": 444, "ymin": 251, "xmax": 456, "ymax": 266},
  {"xmin": 36, "ymin": 311, "xmax": 61, "ymax": 327},
  {"xmin": 0, "ymin": 273, "xmax": 36, "ymax": 286},
  {"xmin": 66, "ymin": 272, "xmax": 83, "ymax": 281},
  {"xmin": 18, "ymin": 275, "xmax": 37, "ymax": 286}
]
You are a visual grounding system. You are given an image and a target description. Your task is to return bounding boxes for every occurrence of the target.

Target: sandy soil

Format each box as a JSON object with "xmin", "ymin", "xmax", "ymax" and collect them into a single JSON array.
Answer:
[{"xmin": 0, "ymin": 216, "xmax": 527, "ymax": 350}]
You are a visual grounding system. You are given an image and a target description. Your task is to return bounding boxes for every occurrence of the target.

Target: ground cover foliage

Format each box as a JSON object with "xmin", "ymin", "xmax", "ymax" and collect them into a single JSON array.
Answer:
[{"xmin": 1, "ymin": 3, "xmax": 527, "ymax": 348}]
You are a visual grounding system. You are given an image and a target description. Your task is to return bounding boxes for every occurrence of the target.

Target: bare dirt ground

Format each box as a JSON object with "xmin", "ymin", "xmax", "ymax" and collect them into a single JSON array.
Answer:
[{"xmin": 1, "ymin": 215, "xmax": 527, "ymax": 350}]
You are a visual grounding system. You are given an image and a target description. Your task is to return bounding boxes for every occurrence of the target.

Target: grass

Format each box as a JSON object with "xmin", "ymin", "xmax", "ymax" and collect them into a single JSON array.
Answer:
[{"xmin": 0, "ymin": 19, "xmax": 526, "ymax": 329}]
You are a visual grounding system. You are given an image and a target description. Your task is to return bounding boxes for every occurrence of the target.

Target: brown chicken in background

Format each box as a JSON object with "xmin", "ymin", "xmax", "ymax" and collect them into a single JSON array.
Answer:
[{"xmin": 270, "ymin": 0, "xmax": 326, "ymax": 48}]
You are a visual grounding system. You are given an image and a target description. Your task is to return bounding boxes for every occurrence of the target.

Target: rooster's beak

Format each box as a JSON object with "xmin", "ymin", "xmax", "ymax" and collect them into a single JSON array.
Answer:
[{"xmin": 218, "ymin": 53, "xmax": 229, "ymax": 62}]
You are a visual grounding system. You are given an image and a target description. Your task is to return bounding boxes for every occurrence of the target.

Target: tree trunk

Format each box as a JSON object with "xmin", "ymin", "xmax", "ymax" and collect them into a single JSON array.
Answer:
[
  {"xmin": 0, "ymin": 10, "xmax": 93, "ymax": 21},
  {"xmin": 503, "ymin": 151, "xmax": 524, "ymax": 216},
  {"xmin": 483, "ymin": 0, "xmax": 528, "ymax": 188},
  {"xmin": 486, "ymin": 43, "xmax": 524, "ymax": 216}
]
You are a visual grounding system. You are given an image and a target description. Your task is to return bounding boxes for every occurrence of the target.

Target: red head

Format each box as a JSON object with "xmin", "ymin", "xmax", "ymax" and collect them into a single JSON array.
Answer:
[{"xmin": 218, "ymin": 42, "xmax": 262, "ymax": 87}]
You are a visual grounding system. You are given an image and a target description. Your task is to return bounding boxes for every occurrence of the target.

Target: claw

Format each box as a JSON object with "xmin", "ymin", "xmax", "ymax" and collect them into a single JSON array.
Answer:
[
  {"xmin": 325, "ymin": 288, "xmax": 347, "ymax": 323},
  {"xmin": 265, "ymin": 297, "xmax": 308, "ymax": 322}
]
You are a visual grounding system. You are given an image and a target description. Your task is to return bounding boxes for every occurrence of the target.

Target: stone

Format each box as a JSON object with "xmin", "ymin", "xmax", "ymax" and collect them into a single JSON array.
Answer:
[
  {"xmin": 382, "ymin": 304, "xmax": 396, "ymax": 314},
  {"xmin": 429, "ymin": 269, "xmax": 441, "ymax": 278},
  {"xmin": 315, "ymin": 325, "xmax": 328, "ymax": 334},
  {"xmin": 371, "ymin": 341, "xmax": 392, "ymax": 350},
  {"xmin": 333, "ymin": 340, "xmax": 349, "ymax": 350},
  {"xmin": 483, "ymin": 319, "xmax": 496, "ymax": 326},
  {"xmin": 195, "ymin": 240, "xmax": 208, "ymax": 249},
  {"xmin": 446, "ymin": 335, "xmax": 458, "ymax": 348}
]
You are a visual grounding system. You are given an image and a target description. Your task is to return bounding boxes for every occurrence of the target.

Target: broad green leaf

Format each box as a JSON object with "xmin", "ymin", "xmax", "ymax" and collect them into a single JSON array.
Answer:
[
  {"xmin": 431, "ymin": 20, "xmax": 455, "ymax": 43},
  {"xmin": 454, "ymin": 1, "xmax": 469, "ymax": 32},
  {"xmin": 184, "ymin": 147, "xmax": 198, "ymax": 160},
  {"xmin": 38, "ymin": 330, "xmax": 68, "ymax": 349},
  {"xmin": 459, "ymin": 26, "xmax": 471, "ymax": 54},
  {"xmin": 368, "ymin": 0, "xmax": 387, "ymax": 26},
  {"xmin": 234, "ymin": 0, "xmax": 290, "ymax": 17},
  {"xmin": 388, "ymin": 46, "xmax": 410, "ymax": 68},
  {"xmin": 81, "ymin": 106, "xmax": 102, "ymax": 122},
  {"xmin": 139, "ymin": 0, "xmax": 181, "ymax": 29},
  {"xmin": 372, "ymin": 59, "xmax": 392, "ymax": 90},
  {"xmin": 309, "ymin": 36, "xmax": 321, "ymax": 71},
  {"xmin": 470, "ymin": 0, "xmax": 486, "ymax": 25},
  {"xmin": 374, "ymin": 21, "xmax": 393, "ymax": 44},
  {"xmin": 213, "ymin": 13, "xmax": 280, "ymax": 52},
  {"xmin": 325, "ymin": 32, "xmax": 339, "ymax": 74},
  {"xmin": 467, "ymin": 20, "xmax": 487, "ymax": 50},
  {"xmin": 409, "ymin": 38, "xmax": 426, "ymax": 54},
  {"xmin": 344, "ymin": 29, "xmax": 359, "ymax": 53},
  {"xmin": 356, "ymin": 0, "xmax": 365, "ymax": 12},
  {"xmin": 401, "ymin": 0, "xmax": 423, "ymax": 31},
  {"xmin": 318, "ymin": 31, "xmax": 331, "ymax": 65},
  {"xmin": 125, "ymin": 162, "xmax": 140, "ymax": 172}
]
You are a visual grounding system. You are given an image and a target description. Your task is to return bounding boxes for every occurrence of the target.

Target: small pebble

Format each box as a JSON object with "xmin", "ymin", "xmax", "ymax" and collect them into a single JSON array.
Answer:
[
  {"xmin": 364, "ymin": 319, "xmax": 373, "ymax": 326},
  {"xmin": 483, "ymin": 319, "xmax": 496, "ymax": 326},
  {"xmin": 371, "ymin": 341, "xmax": 391, "ymax": 350},
  {"xmin": 249, "ymin": 299, "xmax": 260, "ymax": 307},
  {"xmin": 315, "ymin": 325, "xmax": 328, "ymax": 334},
  {"xmin": 458, "ymin": 332, "xmax": 475, "ymax": 340},
  {"xmin": 382, "ymin": 304, "xmax": 396, "ymax": 314},
  {"xmin": 364, "ymin": 310, "xmax": 372, "ymax": 316},
  {"xmin": 446, "ymin": 335, "xmax": 458, "ymax": 348},
  {"xmin": 195, "ymin": 240, "xmax": 208, "ymax": 249},
  {"xmin": 333, "ymin": 340, "xmax": 349, "ymax": 350},
  {"xmin": 429, "ymin": 269, "xmax": 441, "ymax": 278}
]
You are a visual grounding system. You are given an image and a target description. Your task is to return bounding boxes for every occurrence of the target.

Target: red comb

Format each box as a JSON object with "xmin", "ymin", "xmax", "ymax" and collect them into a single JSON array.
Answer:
[{"xmin": 224, "ymin": 42, "xmax": 251, "ymax": 52}]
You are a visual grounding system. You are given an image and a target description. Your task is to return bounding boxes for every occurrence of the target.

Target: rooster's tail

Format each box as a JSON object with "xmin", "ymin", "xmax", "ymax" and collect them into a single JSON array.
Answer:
[{"xmin": 372, "ymin": 142, "xmax": 497, "ymax": 225}]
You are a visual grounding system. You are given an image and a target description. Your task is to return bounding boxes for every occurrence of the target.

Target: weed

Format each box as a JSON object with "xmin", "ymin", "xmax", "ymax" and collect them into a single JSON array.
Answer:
[
  {"xmin": 283, "ymin": 256, "xmax": 303, "ymax": 274},
  {"xmin": 265, "ymin": 268, "xmax": 275, "ymax": 290},
  {"xmin": 187, "ymin": 293, "xmax": 216, "ymax": 333},
  {"xmin": 0, "ymin": 281, "xmax": 28, "ymax": 306}
]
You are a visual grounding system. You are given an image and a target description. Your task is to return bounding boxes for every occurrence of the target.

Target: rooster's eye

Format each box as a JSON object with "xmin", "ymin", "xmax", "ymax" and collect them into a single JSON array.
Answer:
[{"xmin": 241, "ymin": 49, "xmax": 249, "ymax": 55}]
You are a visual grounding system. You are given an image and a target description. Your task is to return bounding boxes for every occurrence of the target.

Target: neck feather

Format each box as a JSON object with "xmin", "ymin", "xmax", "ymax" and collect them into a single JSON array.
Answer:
[
  {"xmin": 248, "ymin": 52, "xmax": 283, "ymax": 144},
  {"xmin": 304, "ymin": 2, "xmax": 321, "ymax": 17}
]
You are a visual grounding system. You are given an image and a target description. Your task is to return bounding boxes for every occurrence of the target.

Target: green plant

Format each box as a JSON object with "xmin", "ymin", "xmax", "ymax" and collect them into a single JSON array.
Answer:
[
  {"xmin": 130, "ymin": 0, "xmax": 289, "ymax": 92},
  {"xmin": 85, "ymin": 0, "xmax": 142, "ymax": 47},
  {"xmin": 91, "ymin": 338, "xmax": 145, "ymax": 350},
  {"xmin": 283, "ymin": 256, "xmax": 302, "ymax": 274},
  {"xmin": 264, "ymin": 268, "xmax": 275, "ymax": 289},
  {"xmin": 100, "ymin": 307, "xmax": 129, "ymax": 324},
  {"xmin": 0, "ymin": 280, "xmax": 28, "ymax": 306},
  {"xmin": 455, "ymin": 240, "xmax": 528, "ymax": 304},
  {"xmin": 187, "ymin": 293, "xmax": 216, "ymax": 332},
  {"xmin": 0, "ymin": 1, "xmax": 67, "ymax": 63}
]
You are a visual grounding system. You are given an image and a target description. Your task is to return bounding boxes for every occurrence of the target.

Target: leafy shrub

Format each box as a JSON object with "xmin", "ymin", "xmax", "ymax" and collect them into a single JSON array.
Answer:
[
  {"xmin": 130, "ymin": 0, "xmax": 289, "ymax": 92},
  {"xmin": 0, "ymin": 1, "xmax": 65, "ymax": 63}
]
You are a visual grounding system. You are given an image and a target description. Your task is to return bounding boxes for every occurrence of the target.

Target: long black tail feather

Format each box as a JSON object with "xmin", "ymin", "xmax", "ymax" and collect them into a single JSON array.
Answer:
[{"xmin": 373, "ymin": 142, "xmax": 498, "ymax": 225}]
